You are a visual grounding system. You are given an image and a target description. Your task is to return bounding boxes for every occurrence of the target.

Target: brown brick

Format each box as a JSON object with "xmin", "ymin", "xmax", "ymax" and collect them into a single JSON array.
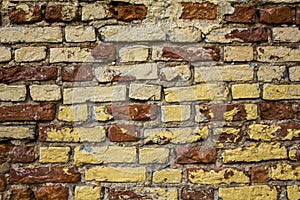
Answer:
[
  {"xmin": 9, "ymin": 5, "xmax": 41, "ymax": 24},
  {"xmin": 0, "ymin": 174, "xmax": 6, "ymax": 192},
  {"xmin": 62, "ymin": 65, "xmax": 93, "ymax": 82},
  {"xmin": 176, "ymin": 146, "xmax": 217, "ymax": 164},
  {"xmin": 10, "ymin": 146, "xmax": 35, "ymax": 163},
  {"xmin": 0, "ymin": 143, "xmax": 9, "ymax": 154},
  {"xmin": 225, "ymin": 27, "xmax": 268, "ymax": 43},
  {"xmin": 36, "ymin": 186, "xmax": 69, "ymax": 200},
  {"xmin": 225, "ymin": 6, "xmax": 256, "ymax": 23},
  {"xmin": 0, "ymin": 104, "xmax": 55, "ymax": 122},
  {"xmin": 10, "ymin": 188, "xmax": 36, "ymax": 200},
  {"xmin": 181, "ymin": 187, "xmax": 214, "ymax": 200},
  {"xmin": 116, "ymin": 5, "xmax": 147, "ymax": 22},
  {"xmin": 260, "ymin": 6, "xmax": 292, "ymax": 24},
  {"xmin": 109, "ymin": 188, "xmax": 146, "ymax": 200},
  {"xmin": 251, "ymin": 166, "xmax": 269, "ymax": 183},
  {"xmin": 260, "ymin": 102, "xmax": 294, "ymax": 120},
  {"xmin": 9, "ymin": 166, "xmax": 80, "ymax": 184},
  {"xmin": 90, "ymin": 44, "xmax": 116, "ymax": 62},
  {"xmin": 45, "ymin": 5, "xmax": 77, "ymax": 22},
  {"xmin": 181, "ymin": 3, "xmax": 217, "ymax": 20},
  {"xmin": 296, "ymin": 8, "xmax": 300, "ymax": 25},
  {"xmin": 108, "ymin": 124, "xmax": 140, "ymax": 142},
  {"xmin": 45, "ymin": 5, "xmax": 62, "ymax": 22},
  {"xmin": 0, "ymin": 66, "xmax": 57, "ymax": 83},
  {"xmin": 289, "ymin": 145, "xmax": 300, "ymax": 161}
]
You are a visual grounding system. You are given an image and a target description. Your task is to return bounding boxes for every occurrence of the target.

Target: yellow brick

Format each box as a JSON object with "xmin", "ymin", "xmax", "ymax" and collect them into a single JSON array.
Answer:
[
  {"xmin": 188, "ymin": 168, "xmax": 249, "ymax": 185},
  {"xmin": 153, "ymin": 169, "xmax": 182, "ymax": 183},
  {"xmin": 119, "ymin": 45, "xmax": 149, "ymax": 62},
  {"xmin": 134, "ymin": 188, "xmax": 178, "ymax": 200},
  {"xmin": 287, "ymin": 186, "xmax": 300, "ymax": 200},
  {"xmin": 81, "ymin": 2, "xmax": 110, "ymax": 21},
  {"xmin": 75, "ymin": 186, "xmax": 101, "ymax": 200},
  {"xmin": 272, "ymin": 27, "xmax": 300, "ymax": 42},
  {"xmin": 257, "ymin": 46, "xmax": 300, "ymax": 62},
  {"xmin": 257, "ymin": 65, "xmax": 285, "ymax": 82},
  {"xmin": 74, "ymin": 146, "xmax": 136, "ymax": 164},
  {"xmin": 0, "ymin": 84, "xmax": 26, "ymax": 101},
  {"xmin": 58, "ymin": 105, "xmax": 88, "ymax": 122},
  {"xmin": 161, "ymin": 105, "xmax": 190, "ymax": 122},
  {"xmin": 15, "ymin": 47, "xmax": 46, "ymax": 62},
  {"xmin": 269, "ymin": 164, "xmax": 300, "ymax": 181},
  {"xmin": 219, "ymin": 185, "xmax": 278, "ymax": 200},
  {"xmin": 30, "ymin": 85, "xmax": 61, "ymax": 101},
  {"xmin": 224, "ymin": 46, "xmax": 253, "ymax": 62},
  {"xmin": 289, "ymin": 66, "xmax": 300, "ymax": 81},
  {"xmin": 39, "ymin": 147, "xmax": 70, "ymax": 163},
  {"xmin": 85, "ymin": 166, "xmax": 146, "ymax": 182},
  {"xmin": 0, "ymin": 125, "xmax": 35, "ymax": 140},
  {"xmin": 0, "ymin": 47, "xmax": 11, "ymax": 62},
  {"xmin": 139, "ymin": 148, "xmax": 169, "ymax": 164},
  {"xmin": 222, "ymin": 142, "xmax": 287, "ymax": 163},
  {"xmin": 263, "ymin": 84, "xmax": 300, "ymax": 100},
  {"xmin": 65, "ymin": 26, "xmax": 95, "ymax": 42},
  {"xmin": 93, "ymin": 106, "xmax": 113, "ymax": 121},
  {"xmin": 232, "ymin": 84, "xmax": 260, "ymax": 99}
]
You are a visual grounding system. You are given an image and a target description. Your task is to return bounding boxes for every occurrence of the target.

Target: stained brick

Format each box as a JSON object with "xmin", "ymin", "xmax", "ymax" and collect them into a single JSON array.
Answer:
[
  {"xmin": 260, "ymin": 6, "xmax": 292, "ymax": 24},
  {"xmin": 251, "ymin": 166, "xmax": 269, "ymax": 183},
  {"xmin": 45, "ymin": 5, "xmax": 77, "ymax": 22},
  {"xmin": 260, "ymin": 102, "xmax": 294, "ymax": 120},
  {"xmin": 181, "ymin": 187, "xmax": 214, "ymax": 200},
  {"xmin": 10, "ymin": 146, "xmax": 35, "ymax": 163},
  {"xmin": 108, "ymin": 124, "xmax": 140, "ymax": 142},
  {"xmin": 176, "ymin": 146, "xmax": 217, "ymax": 164},
  {"xmin": 62, "ymin": 65, "xmax": 93, "ymax": 82},
  {"xmin": 116, "ymin": 4, "xmax": 147, "ymax": 22},
  {"xmin": 225, "ymin": 6, "xmax": 256, "ymax": 23},
  {"xmin": 225, "ymin": 28, "xmax": 268, "ymax": 43},
  {"xmin": 36, "ymin": 186, "xmax": 68, "ymax": 200},
  {"xmin": 9, "ymin": 5, "xmax": 41, "ymax": 24},
  {"xmin": 181, "ymin": 3, "xmax": 217, "ymax": 20}
]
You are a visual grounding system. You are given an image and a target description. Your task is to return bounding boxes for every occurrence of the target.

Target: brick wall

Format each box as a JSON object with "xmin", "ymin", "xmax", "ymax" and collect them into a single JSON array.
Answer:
[{"xmin": 0, "ymin": 0, "xmax": 300, "ymax": 199}]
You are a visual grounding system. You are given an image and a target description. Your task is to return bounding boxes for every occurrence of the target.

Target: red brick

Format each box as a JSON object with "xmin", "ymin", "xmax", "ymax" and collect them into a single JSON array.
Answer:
[
  {"xmin": 45, "ymin": 5, "xmax": 77, "ymax": 22},
  {"xmin": 225, "ymin": 6, "xmax": 256, "ymax": 23},
  {"xmin": 225, "ymin": 27, "xmax": 268, "ymax": 43},
  {"xmin": 9, "ymin": 166, "xmax": 80, "ymax": 184},
  {"xmin": 10, "ymin": 188, "xmax": 36, "ymax": 200},
  {"xmin": 9, "ymin": 5, "xmax": 42, "ymax": 24},
  {"xmin": 90, "ymin": 44, "xmax": 116, "ymax": 62},
  {"xmin": 0, "ymin": 174, "xmax": 6, "ymax": 192},
  {"xmin": 109, "ymin": 188, "xmax": 148, "ymax": 200},
  {"xmin": 10, "ymin": 146, "xmax": 35, "ymax": 163},
  {"xmin": 181, "ymin": 3, "xmax": 217, "ymax": 20},
  {"xmin": 181, "ymin": 187, "xmax": 214, "ymax": 200},
  {"xmin": 62, "ymin": 65, "xmax": 93, "ymax": 82},
  {"xmin": 0, "ymin": 66, "xmax": 57, "ymax": 83},
  {"xmin": 251, "ymin": 166, "xmax": 269, "ymax": 183},
  {"xmin": 260, "ymin": 102, "xmax": 294, "ymax": 120},
  {"xmin": 260, "ymin": 6, "xmax": 292, "ymax": 24},
  {"xmin": 296, "ymin": 8, "xmax": 300, "ymax": 25},
  {"xmin": 108, "ymin": 124, "xmax": 140, "ymax": 142},
  {"xmin": 0, "ymin": 104, "xmax": 56, "ymax": 122},
  {"xmin": 36, "ymin": 186, "xmax": 69, "ymax": 200},
  {"xmin": 176, "ymin": 146, "xmax": 217, "ymax": 164},
  {"xmin": 116, "ymin": 5, "xmax": 147, "ymax": 22}
]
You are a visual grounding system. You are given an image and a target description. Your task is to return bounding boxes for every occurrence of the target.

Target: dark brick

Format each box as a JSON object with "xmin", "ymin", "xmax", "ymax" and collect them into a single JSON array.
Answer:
[
  {"xmin": 108, "ymin": 124, "xmax": 140, "ymax": 142},
  {"xmin": 225, "ymin": 27, "xmax": 268, "ymax": 43},
  {"xmin": 45, "ymin": 5, "xmax": 62, "ymax": 22},
  {"xmin": 181, "ymin": 187, "xmax": 214, "ymax": 200},
  {"xmin": 181, "ymin": 3, "xmax": 217, "ymax": 20},
  {"xmin": 251, "ymin": 166, "xmax": 269, "ymax": 183},
  {"xmin": 36, "ymin": 186, "xmax": 69, "ymax": 200},
  {"xmin": 289, "ymin": 145, "xmax": 300, "ymax": 161},
  {"xmin": 91, "ymin": 44, "xmax": 116, "ymax": 62},
  {"xmin": 176, "ymin": 146, "xmax": 217, "ymax": 164},
  {"xmin": 0, "ymin": 104, "xmax": 56, "ymax": 122},
  {"xmin": 116, "ymin": 5, "xmax": 147, "ymax": 22},
  {"xmin": 9, "ymin": 166, "xmax": 80, "ymax": 184},
  {"xmin": 10, "ymin": 188, "xmax": 36, "ymax": 200},
  {"xmin": 260, "ymin": 6, "xmax": 292, "ymax": 24},
  {"xmin": 260, "ymin": 102, "xmax": 294, "ymax": 120},
  {"xmin": 9, "ymin": 5, "xmax": 42, "ymax": 24},
  {"xmin": 10, "ymin": 146, "xmax": 35, "ymax": 163},
  {"xmin": 62, "ymin": 65, "xmax": 93, "ymax": 82},
  {"xmin": 296, "ymin": 8, "xmax": 300, "ymax": 25},
  {"xmin": 109, "ymin": 188, "xmax": 150, "ymax": 200},
  {"xmin": 0, "ymin": 174, "xmax": 6, "ymax": 192},
  {"xmin": 225, "ymin": 6, "xmax": 256, "ymax": 23},
  {"xmin": 45, "ymin": 5, "xmax": 77, "ymax": 22}
]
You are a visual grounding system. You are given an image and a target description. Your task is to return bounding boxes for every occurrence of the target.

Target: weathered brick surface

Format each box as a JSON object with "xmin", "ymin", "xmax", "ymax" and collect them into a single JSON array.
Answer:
[
  {"xmin": 181, "ymin": 187, "xmax": 214, "ymax": 200},
  {"xmin": 176, "ymin": 146, "xmax": 217, "ymax": 164},
  {"xmin": 108, "ymin": 124, "xmax": 140, "ymax": 142},
  {"xmin": 10, "ymin": 146, "xmax": 35, "ymax": 163},
  {"xmin": 225, "ymin": 6, "xmax": 256, "ymax": 23},
  {"xmin": 181, "ymin": 3, "xmax": 217, "ymax": 20},
  {"xmin": 9, "ymin": 5, "xmax": 42, "ymax": 24},
  {"xmin": 75, "ymin": 186, "xmax": 100, "ymax": 200},
  {"xmin": 260, "ymin": 6, "xmax": 292, "ymax": 24},
  {"xmin": 260, "ymin": 102, "xmax": 294, "ymax": 120},
  {"xmin": 115, "ymin": 4, "xmax": 147, "ymax": 22},
  {"xmin": 45, "ymin": 4, "xmax": 77, "ymax": 22},
  {"xmin": 10, "ymin": 188, "xmax": 35, "ymax": 200},
  {"xmin": 36, "ymin": 186, "xmax": 68, "ymax": 200},
  {"xmin": 62, "ymin": 65, "xmax": 93, "ymax": 82}
]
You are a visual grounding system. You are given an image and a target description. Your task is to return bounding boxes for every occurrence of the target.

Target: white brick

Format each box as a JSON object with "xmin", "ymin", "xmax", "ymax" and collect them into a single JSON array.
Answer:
[
  {"xmin": 257, "ymin": 66, "xmax": 286, "ymax": 82},
  {"xmin": 289, "ymin": 66, "xmax": 300, "ymax": 81},
  {"xmin": 169, "ymin": 27, "xmax": 201, "ymax": 42}
]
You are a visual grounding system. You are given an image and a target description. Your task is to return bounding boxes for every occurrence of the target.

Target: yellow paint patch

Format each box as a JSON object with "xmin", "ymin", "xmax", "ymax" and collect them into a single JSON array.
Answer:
[
  {"xmin": 287, "ymin": 186, "xmax": 300, "ymax": 200},
  {"xmin": 224, "ymin": 107, "xmax": 239, "ymax": 121},
  {"xmin": 245, "ymin": 104, "xmax": 258, "ymax": 120},
  {"xmin": 93, "ymin": 106, "xmax": 113, "ymax": 121},
  {"xmin": 269, "ymin": 164, "xmax": 300, "ymax": 181}
]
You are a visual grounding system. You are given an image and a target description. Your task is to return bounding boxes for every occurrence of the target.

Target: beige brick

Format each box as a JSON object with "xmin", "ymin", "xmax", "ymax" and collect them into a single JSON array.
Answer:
[
  {"xmin": 232, "ymin": 84, "xmax": 260, "ymax": 99},
  {"xmin": 289, "ymin": 66, "xmax": 300, "ymax": 81},
  {"xmin": 15, "ymin": 47, "xmax": 46, "ymax": 62},
  {"xmin": 195, "ymin": 65, "xmax": 253, "ymax": 82},
  {"xmin": 50, "ymin": 47, "xmax": 95, "ymax": 63},
  {"xmin": 219, "ymin": 186, "xmax": 278, "ymax": 200},
  {"xmin": 58, "ymin": 105, "xmax": 88, "ymax": 122},
  {"xmin": 0, "ymin": 47, "xmax": 11, "ymax": 62},
  {"xmin": 287, "ymin": 186, "xmax": 300, "ymax": 200},
  {"xmin": 263, "ymin": 84, "xmax": 300, "ymax": 100},
  {"xmin": 257, "ymin": 66, "xmax": 286, "ymax": 82},
  {"xmin": 81, "ymin": 2, "xmax": 110, "ymax": 21},
  {"xmin": 164, "ymin": 84, "xmax": 228, "ymax": 102},
  {"xmin": 65, "ymin": 26, "xmax": 96, "ymax": 42},
  {"xmin": 206, "ymin": 28, "xmax": 245, "ymax": 43},
  {"xmin": 139, "ymin": 148, "xmax": 169, "ymax": 164},
  {"xmin": 272, "ymin": 27, "xmax": 300, "ymax": 42},
  {"xmin": 153, "ymin": 169, "xmax": 182, "ymax": 183},
  {"xmin": 222, "ymin": 142, "xmax": 287, "ymax": 163},
  {"xmin": 129, "ymin": 84, "xmax": 161, "ymax": 101},
  {"xmin": 189, "ymin": 168, "xmax": 249, "ymax": 185},
  {"xmin": 75, "ymin": 186, "xmax": 101, "ymax": 200},
  {"xmin": 0, "ymin": 27, "xmax": 62, "ymax": 43},
  {"xmin": 134, "ymin": 188, "xmax": 178, "ymax": 200},
  {"xmin": 92, "ymin": 106, "xmax": 113, "ymax": 121},
  {"xmin": 39, "ymin": 147, "xmax": 70, "ymax": 163},
  {"xmin": 160, "ymin": 65, "xmax": 191, "ymax": 81},
  {"xmin": 119, "ymin": 45, "xmax": 149, "ymax": 62},
  {"xmin": 161, "ymin": 105, "xmax": 191, "ymax": 122},
  {"xmin": 0, "ymin": 84, "xmax": 26, "ymax": 101},
  {"xmin": 257, "ymin": 46, "xmax": 300, "ymax": 62},
  {"xmin": 30, "ymin": 85, "xmax": 61, "ymax": 101},
  {"xmin": 63, "ymin": 85, "xmax": 126, "ymax": 104},
  {"xmin": 169, "ymin": 26, "xmax": 201, "ymax": 42},
  {"xmin": 0, "ymin": 125, "xmax": 35, "ymax": 139},
  {"xmin": 224, "ymin": 46, "xmax": 253, "ymax": 62},
  {"xmin": 85, "ymin": 166, "xmax": 146, "ymax": 182},
  {"xmin": 269, "ymin": 164, "xmax": 300, "ymax": 181},
  {"xmin": 74, "ymin": 146, "xmax": 136, "ymax": 164}
]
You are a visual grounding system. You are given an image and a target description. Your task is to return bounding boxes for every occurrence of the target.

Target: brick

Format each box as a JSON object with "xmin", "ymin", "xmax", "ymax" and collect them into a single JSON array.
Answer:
[
  {"xmin": 58, "ymin": 105, "xmax": 88, "ymax": 122},
  {"xmin": 108, "ymin": 124, "xmax": 140, "ymax": 142},
  {"xmin": 272, "ymin": 27, "xmax": 300, "ymax": 43},
  {"xmin": 99, "ymin": 25, "xmax": 166, "ymax": 42},
  {"xmin": 9, "ymin": 166, "xmax": 80, "ymax": 183},
  {"xmin": 119, "ymin": 45, "xmax": 149, "ymax": 62},
  {"xmin": 0, "ymin": 125, "xmax": 35, "ymax": 140},
  {"xmin": 0, "ymin": 84, "xmax": 26, "ymax": 101},
  {"xmin": 232, "ymin": 84, "xmax": 260, "ymax": 99},
  {"xmin": 63, "ymin": 85, "xmax": 126, "ymax": 104},
  {"xmin": 297, "ymin": 8, "xmax": 300, "ymax": 25},
  {"xmin": 0, "ymin": 27, "xmax": 62, "ymax": 43},
  {"xmin": 195, "ymin": 65, "xmax": 253, "ymax": 82},
  {"xmin": 287, "ymin": 186, "xmax": 300, "ymax": 200},
  {"xmin": 15, "ymin": 47, "xmax": 46, "ymax": 62},
  {"xmin": 39, "ymin": 125, "xmax": 106, "ymax": 143},
  {"xmin": 81, "ymin": 2, "xmax": 110, "ymax": 21},
  {"xmin": 129, "ymin": 84, "xmax": 161, "ymax": 101},
  {"xmin": 0, "ymin": 104, "xmax": 55, "ymax": 122},
  {"xmin": 109, "ymin": 188, "xmax": 178, "ymax": 200},
  {"xmin": 153, "ymin": 169, "xmax": 182, "ymax": 183},
  {"xmin": 251, "ymin": 166, "xmax": 269, "ymax": 183},
  {"xmin": 0, "ymin": 47, "xmax": 11, "ymax": 62},
  {"xmin": 0, "ymin": 175, "xmax": 6, "ymax": 192},
  {"xmin": 181, "ymin": 3, "xmax": 217, "ymax": 20},
  {"xmin": 225, "ymin": 27, "xmax": 268, "ymax": 43},
  {"xmin": 169, "ymin": 27, "xmax": 201, "ymax": 42},
  {"xmin": 222, "ymin": 142, "xmax": 287, "ymax": 163},
  {"xmin": 36, "ymin": 186, "xmax": 68, "ymax": 200},
  {"xmin": 260, "ymin": 6, "xmax": 292, "ymax": 24},
  {"xmin": 92, "ymin": 106, "xmax": 113, "ymax": 121},
  {"xmin": 165, "ymin": 84, "xmax": 228, "ymax": 102},
  {"xmin": 45, "ymin": 4, "xmax": 77, "ymax": 22},
  {"xmin": 75, "ymin": 186, "xmax": 101, "ymax": 200},
  {"xmin": 139, "ymin": 148, "xmax": 169, "ymax": 164},
  {"xmin": 39, "ymin": 147, "xmax": 70, "ymax": 163},
  {"xmin": 269, "ymin": 164, "xmax": 300, "ymax": 181},
  {"xmin": 260, "ymin": 102, "xmax": 294, "ymax": 120},
  {"xmin": 181, "ymin": 187, "xmax": 213, "ymax": 200},
  {"xmin": 219, "ymin": 186, "xmax": 277, "ymax": 200},
  {"xmin": 160, "ymin": 65, "xmax": 191, "ymax": 81},
  {"xmin": 264, "ymin": 84, "xmax": 300, "ymax": 100},
  {"xmin": 289, "ymin": 66, "xmax": 300, "ymax": 81},
  {"xmin": 257, "ymin": 65, "xmax": 286, "ymax": 82},
  {"xmin": 74, "ymin": 146, "xmax": 136, "ymax": 165},
  {"xmin": 9, "ymin": 4, "xmax": 41, "ymax": 24},
  {"xmin": 65, "ymin": 26, "xmax": 96, "ymax": 42},
  {"xmin": 188, "ymin": 168, "xmax": 249, "ymax": 184},
  {"xmin": 224, "ymin": 46, "xmax": 253, "ymax": 62},
  {"xmin": 85, "ymin": 166, "xmax": 146, "ymax": 182},
  {"xmin": 62, "ymin": 65, "xmax": 93, "ymax": 82},
  {"xmin": 30, "ymin": 85, "xmax": 61, "ymax": 101},
  {"xmin": 116, "ymin": 4, "xmax": 147, "ymax": 22},
  {"xmin": 162, "ymin": 105, "xmax": 191, "ymax": 122},
  {"xmin": 11, "ymin": 146, "xmax": 35, "ymax": 163},
  {"xmin": 213, "ymin": 128, "xmax": 242, "ymax": 143},
  {"xmin": 176, "ymin": 146, "xmax": 217, "ymax": 164},
  {"xmin": 144, "ymin": 126, "xmax": 209, "ymax": 144},
  {"xmin": 289, "ymin": 145, "xmax": 300, "ymax": 161},
  {"xmin": 10, "ymin": 188, "xmax": 35, "ymax": 200},
  {"xmin": 225, "ymin": 6, "xmax": 256, "ymax": 23},
  {"xmin": 257, "ymin": 46, "xmax": 300, "ymax": 62}
]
